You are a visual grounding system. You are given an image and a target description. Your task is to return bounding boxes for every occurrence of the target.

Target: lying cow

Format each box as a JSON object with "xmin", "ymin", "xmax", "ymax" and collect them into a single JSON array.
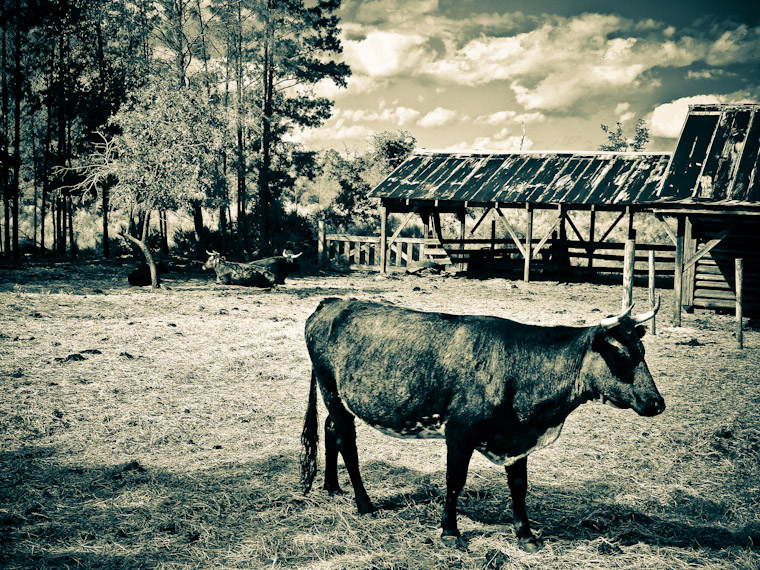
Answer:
[
  {"xmin": 202, "ymin": 251, "xmax": 276, "ymax": 288},
  {"xmin": 250, "ymin": 250, "xmax": 302, "ymax": 284},
  {"xmin": 301, "ymin": 298, "xmax": 664, "ymax": 551}
]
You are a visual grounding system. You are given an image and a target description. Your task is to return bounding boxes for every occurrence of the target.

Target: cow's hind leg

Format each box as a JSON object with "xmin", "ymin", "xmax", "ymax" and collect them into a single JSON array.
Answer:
[
  {"xmin": 328, "ymin": 405, "xmax": 376, "ymax": 515},
  {"xmin": 441, "ymin": 435, "xmax": 474, "ymax": 549},
  {"xmin": 323, "ymin": 416, "xmax": 343, "ymax": 496},
  {"xmin": 505, "ymin": 457, "xmax": 541, "ymax": 552}
]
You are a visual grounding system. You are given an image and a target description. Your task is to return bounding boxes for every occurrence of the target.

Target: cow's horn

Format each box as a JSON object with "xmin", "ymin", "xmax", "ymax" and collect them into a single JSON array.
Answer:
[
  {"xmin": 290, "ymin": 252, "xmax": 303, "ymax": 259},
  {"xmin": 600, "ymin": 304, "xmax": 634, "ymax": 329},
  {"xmin": 633, "ymin": 296, "xmax": 661, "ymax": 324}
]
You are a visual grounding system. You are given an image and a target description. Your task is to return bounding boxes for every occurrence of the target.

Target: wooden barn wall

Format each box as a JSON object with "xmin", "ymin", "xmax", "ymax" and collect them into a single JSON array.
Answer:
[{"xmin": 689, "ymin": 217, "xmax": 760, "ymax": 315}]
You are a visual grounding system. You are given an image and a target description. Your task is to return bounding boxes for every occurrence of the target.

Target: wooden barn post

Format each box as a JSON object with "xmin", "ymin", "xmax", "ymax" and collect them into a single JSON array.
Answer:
[
  {"xmin": 648, "ymin": 249, "xmax": 657, "ymax": 335},
  {"xmin": 736, "ymin": 258, "xmax": 744, "ymax": 349},
  {"xmin": 588, "ymin": 205, "xmax": 596, "ymax": 274},
  {"xmin": 379, "ymin": 204, "xmax": 388, "ymax": 273},
  {"xmin": 524, "ymin": 204, "xmax": 533, "ymax": 282},
  {"xmin": 673, "ymin": 216, "xmax": 686, "ymax": 327},
  {"xmin": 623, "ymin": 230, "xmax": 636, "ymax": 310}
]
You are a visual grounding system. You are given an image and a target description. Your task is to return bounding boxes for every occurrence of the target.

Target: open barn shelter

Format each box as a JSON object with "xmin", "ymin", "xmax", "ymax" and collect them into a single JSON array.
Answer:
[
  {"xmin": 365, "ymin": 103, "xmax": 760, "ymax": 323},
  {"xmin": 367, "ymin": 150, "xmax": 674, "ymax": 282},
  {"xmin": 654, "ymin": 103, "xmax": 760, "ymax": 322}
]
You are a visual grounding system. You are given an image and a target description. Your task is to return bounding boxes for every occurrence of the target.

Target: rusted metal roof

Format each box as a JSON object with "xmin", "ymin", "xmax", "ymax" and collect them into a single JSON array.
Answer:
[
  {"xmin": 657, "ymin": 104, "xmax": 760, "ymax": 206},
  {"xmin": 369, "ymin": 151, "xmax": 672, "ymax": 206}
]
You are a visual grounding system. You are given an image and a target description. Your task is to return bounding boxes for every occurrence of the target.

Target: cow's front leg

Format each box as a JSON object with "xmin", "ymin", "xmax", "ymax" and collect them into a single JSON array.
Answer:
[
  {"xmin": 441, "ymin": 437, "xmax": 474, "ymax": 549},
  {"xmin": 505, "ymin": 457, "xmax": 541, "ymax": 552}
]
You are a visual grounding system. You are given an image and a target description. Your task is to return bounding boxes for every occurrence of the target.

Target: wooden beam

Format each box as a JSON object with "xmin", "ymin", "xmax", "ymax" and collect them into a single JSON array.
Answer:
[
  {"xmin": 597, "ymin": 210, "xmax": 627, "ymax": 244},
  {"xmin": 531, "ymin": 209, "xmax": 563, "ymax": 260},
  {"xmin": 379, "ymin": 204, "xmax": 388, "ymax": 274},
  {"xmin": 623, "ymin": 234, "xmax": 636, "ymax": 310},
  {"xmin": 588, "ymin": 206, "xmax": 596, "ymax": 272},
  {"xmin": 495, "ymin": 208, "xmax": 527, "ymax": 258},
  {"xmin": 654, "ymin": 213, "xmax": 677, "ymax": 246},
  {"xmin": 648, "ymin": 250, "xmax": 657, "ymax": 335},
  {"xmin": 564, "ymin": 212, "xmax": 586, "ymax": 243},
  {"xmin": 682, "ymin": 217, "xmax": 695, "ymax": 310},
  {"xmin": 470, "ymin": 208, "xmax": 492, "ymax": 235},
  {"xmin": 386, "ymin": 207, "xmax": 418, "ymax": 249},
  {"xmin": 673, "ymin": 216, "xmax": 685, "ymax": 327},
  {"xmin": 682, "ymin": 223, "xmax": 739, "ymax": 273},
  {"xmin": 524, "ymin": 204, "xmax": 533, "ymax": 282},
  {"xmin": 736, "ymin": 258, "xmax": 744, "ymax": 349}
]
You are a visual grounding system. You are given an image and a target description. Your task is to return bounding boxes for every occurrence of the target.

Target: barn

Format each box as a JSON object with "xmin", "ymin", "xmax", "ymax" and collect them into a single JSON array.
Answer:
[
  {"xmin": 653, "ymin": 103, "xmax": 760, "ymax": 321},
  {"xmin": 356, "ymin": 103, "xmax": 760, "ymax": 321}
]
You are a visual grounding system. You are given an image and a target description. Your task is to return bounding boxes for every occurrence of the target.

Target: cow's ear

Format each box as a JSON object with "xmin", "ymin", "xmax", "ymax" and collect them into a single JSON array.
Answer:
[{"xmin": 635, "ymin": 325, "xmax": 647, "ymax": 338}]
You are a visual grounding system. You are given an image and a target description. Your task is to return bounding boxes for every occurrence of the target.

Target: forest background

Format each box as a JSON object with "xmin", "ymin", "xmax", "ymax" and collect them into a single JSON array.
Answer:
[{"xmin": 0, "ymin": 0, "xmax": 646, "ymax": 266}]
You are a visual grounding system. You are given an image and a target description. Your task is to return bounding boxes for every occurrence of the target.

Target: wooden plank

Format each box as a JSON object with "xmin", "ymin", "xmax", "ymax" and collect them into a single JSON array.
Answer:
[
  {"xmin": 683, "ymin": 224, "xmax": 739, "ymax": 272},
  {"xmin": 532, "ymin": 210, "xmax": 563, "ymax": 260},
  {"xmin": 648, "ymin": 250, "xmax": 657, "ymax": 335},
  {"xmin": 387, "ymin": 208, "xmax": 419, "ymax": 249},
  {"xmin": 524, "ymin": 205, "xmax": 533, "ymax": 282},
  {"xmin": 623, "ymin": 238, "xmax": 636, "ymax": 310},
  {"xmin": 674, "ymin": 216, "xmax": 685, "ymax": 327},
  {"xmin": 495, "ymin": 208, "xmax": 527, "ymax": 259},
  {"xmin": 736, "ymin": 258, "xmax": 744, "ymax": 349}
]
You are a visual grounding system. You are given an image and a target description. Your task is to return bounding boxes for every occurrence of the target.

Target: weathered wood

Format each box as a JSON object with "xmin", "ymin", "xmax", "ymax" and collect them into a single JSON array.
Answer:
[
  {"xmin": 683, "ymin": 217, "xmax": 695, "ymax": 309},
  {"xmin": 380, "ymin": 204, "xmax": 388, "ymax": 273},
  {"xmin": 524, "ymin": 205, "xmax": 533, "ymax": 282},
  {"xmin": 588, "ymin": 206, "xmax": 596, "ymax": 272},
  {"xmin": 736, "ymin": 258, "xmax": 743, "ymax": 349},
  {"xmin": 623, "ymin": 234, "xmax": 636, "ymax": 311},
  {"xmin": 648, "ymin": 250, "xmax": 656, "ymax": 335},
  {"xmin": 673, "ymin": 216, "xmax": 685, "ymax": 327},
  {"xmin": 495, "ymin": 208, "xmax": 527, "ymax": 258}
]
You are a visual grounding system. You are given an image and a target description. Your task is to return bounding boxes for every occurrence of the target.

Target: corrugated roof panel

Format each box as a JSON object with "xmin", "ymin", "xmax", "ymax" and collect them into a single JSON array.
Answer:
[{"xmin": 370, "ymin": 151, "xmax": 673, "ymax": 205}]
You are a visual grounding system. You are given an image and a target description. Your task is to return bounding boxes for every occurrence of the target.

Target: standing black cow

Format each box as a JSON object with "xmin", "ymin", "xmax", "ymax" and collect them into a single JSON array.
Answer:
[
  {"xmin": 301, "ymin": 298, "xmax": 664, "ymax": 551},
  {"xmin": 251, "ymin": 250, "xmax": 302, "ymax": 284}
]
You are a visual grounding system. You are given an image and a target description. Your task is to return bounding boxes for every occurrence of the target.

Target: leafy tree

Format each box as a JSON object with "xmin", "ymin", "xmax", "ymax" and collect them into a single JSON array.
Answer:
[
  {"xmin": 73, "ymin": 78, "xmax": 228, "ymax": 287},
  {"xmin": 599, "ymin": 118, "xmax": 650, "ymax": 152},
  {"xmin": 322, "ymin": 130, "xmax": 416, "ymax": 233}
]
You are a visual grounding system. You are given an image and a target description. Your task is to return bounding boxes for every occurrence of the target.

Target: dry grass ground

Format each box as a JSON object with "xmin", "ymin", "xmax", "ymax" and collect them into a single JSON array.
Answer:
[{"xmin": 1, "ymin": 259, "xmax": 759, "ymax": 569}]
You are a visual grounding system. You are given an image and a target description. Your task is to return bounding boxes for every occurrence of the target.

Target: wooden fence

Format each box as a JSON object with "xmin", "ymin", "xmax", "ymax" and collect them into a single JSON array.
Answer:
[{"xmin": 319, "ymin": 231, "xmax": 676, "ymax": 279}]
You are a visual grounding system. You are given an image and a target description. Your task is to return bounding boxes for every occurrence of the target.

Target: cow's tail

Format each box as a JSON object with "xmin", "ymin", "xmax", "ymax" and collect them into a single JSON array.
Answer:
[{"xmin": 300, "ymin": 370, "xmax": 319, "ymax": 495}]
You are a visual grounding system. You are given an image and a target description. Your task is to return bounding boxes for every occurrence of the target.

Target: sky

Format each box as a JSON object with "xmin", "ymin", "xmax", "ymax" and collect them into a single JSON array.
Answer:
[{"xmin": 290, "ymin": 0, "xmax": 760, "ymax": 154}]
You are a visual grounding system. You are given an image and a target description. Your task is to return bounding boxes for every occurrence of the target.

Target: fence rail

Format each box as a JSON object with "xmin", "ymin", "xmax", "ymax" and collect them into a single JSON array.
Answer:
[{"xmin": 320, "ymin": 231, "xmax": 676, "ymax": 277}]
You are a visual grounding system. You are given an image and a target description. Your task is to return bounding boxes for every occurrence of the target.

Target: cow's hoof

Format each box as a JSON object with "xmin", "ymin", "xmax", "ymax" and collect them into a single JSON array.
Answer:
[
  {"xmin": 517, "ymin": 536, "xmax": 542, "ymax": 553},
  {"xmin": 441, "ymin": 534, "xmax": 468, "ymax": 550},
  {"xmin": 357, "ymin": 503, "xmax": 378, "ymax": 515},
  {"xmin": 325, "ymin": 487, "xmax": 344, "ymax": 497}
]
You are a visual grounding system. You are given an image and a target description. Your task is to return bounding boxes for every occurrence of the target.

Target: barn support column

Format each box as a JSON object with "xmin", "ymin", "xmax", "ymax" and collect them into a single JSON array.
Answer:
[
  {"xmin": 587, "ymin": 206, "xmax": 596, "ymax": 274},
  {"xmin": 623, "ymin": 230, "xmax": 636, "ymax": 310},
  {"xmin": 458, "ymin": 209, "xmax": 466, "ymax": 271},
  {"xmin": 379, "ymin": 204, "xmax": 388, "ymax": 274},
  {"xmin": 682, "ymin": 217, "xmax": 696, "ymax": 311},
  {"xmin": 524, "ymin": 204, "xmax": 533, "ymax": 282},
  {"xmin": 736, "ymin": 258, "xmax": 744, "ymax": 349},
  {"xmin": 648, "ymin": 250, "xmax": 657, "ymax": 335},
  {"xmin": 673, "ymin": 216, "xmax": 685, "ymax": 327}
]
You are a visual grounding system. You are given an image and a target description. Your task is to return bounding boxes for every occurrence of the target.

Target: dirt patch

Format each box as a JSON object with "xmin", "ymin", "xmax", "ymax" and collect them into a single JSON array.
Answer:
[{"xmin": 1, "ymin": 260, "xmax": 758, "ymax": 569}]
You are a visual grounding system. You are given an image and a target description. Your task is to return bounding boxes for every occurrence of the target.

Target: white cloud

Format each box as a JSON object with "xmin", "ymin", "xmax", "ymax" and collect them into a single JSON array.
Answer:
[
  {"xmin": 418, "ymin": 107, "xmax": 459, "ymax": 128},
  {"xmin": 443, "ymin": 128, "xmax": 533, "ymax": 153},
  {"xmin": 475, "ymin": 110, "xmax": 546, "ymax": 126},
  {"xmin": 343, "ymin": 31, "xmax": 434, "ymax": 77},
  {"xmin": 338, "ymin": 105, "xmax": 421, "ymax": 127},
  {"xmin": 650, "ymin": 95, "xmax": 725, "ymax": 138}
]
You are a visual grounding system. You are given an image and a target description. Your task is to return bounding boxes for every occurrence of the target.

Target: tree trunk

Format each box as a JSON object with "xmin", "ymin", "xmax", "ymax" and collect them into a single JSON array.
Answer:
[
  {"xmin": 102, "ymin": 183, "xmax": 109, "ymax": 257},
  {"xmin": 67, "ymin": 196, "xmax": 77, "ymax": 256},
  {"xmin": 11, "ymin": 0, "xmax": 21, "ymax": 259},
  {"xmin": 192, "ymin": 203, "xmax": 204, "ymax": 258},
  {"xmin": 1, "ymin": 0, "xmax": 9, "ymax": 257},
  {"xmin": 120, "ymin": 231, "xmax": 159, "ymax": 289}
]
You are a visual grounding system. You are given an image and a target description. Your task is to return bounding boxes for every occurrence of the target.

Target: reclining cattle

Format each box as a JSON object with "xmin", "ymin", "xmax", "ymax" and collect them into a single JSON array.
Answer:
[
  {"xmin": 203, "ymin": 250, "xmax": 302, "ymax": 287},
  {"xmin": 251, "ymin": 250, "xmax": 302, "ymax": 284},
  {"xmin": 301, "ymin": 298, "xmax": 664, "ymax": 552},
  {"xmin": 202, "ymin": 251, "xmax": 277, "ymax": 288}
]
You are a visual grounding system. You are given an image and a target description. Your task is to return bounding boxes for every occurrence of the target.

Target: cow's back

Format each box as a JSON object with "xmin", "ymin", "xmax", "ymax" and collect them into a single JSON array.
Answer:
[{"xmin": 305, "ymin": 298, "xmax": 521, "ymax": 430}]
